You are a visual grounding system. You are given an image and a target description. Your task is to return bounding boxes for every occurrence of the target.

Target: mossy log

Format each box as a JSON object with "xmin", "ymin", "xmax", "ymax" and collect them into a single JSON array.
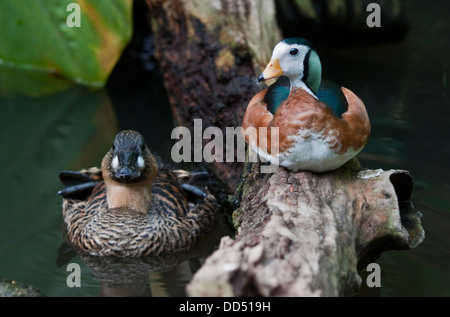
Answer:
[
  {"xmin": 0, "ymin": 279, "xmax": 45, "ymax": 297},
  {"xmin": 145, "ymin": 0, "xmax": 425, "ymax": 296},
  {"xmin": 187, "ymin": 159, "xmax": 424, "ymax": 296}
]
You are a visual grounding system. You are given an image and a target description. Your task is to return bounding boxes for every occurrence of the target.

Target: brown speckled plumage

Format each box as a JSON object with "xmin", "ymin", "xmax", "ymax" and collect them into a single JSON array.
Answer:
[{"xmin": 60, "ymin": 130, "xmax": 217, "ymax": 257}]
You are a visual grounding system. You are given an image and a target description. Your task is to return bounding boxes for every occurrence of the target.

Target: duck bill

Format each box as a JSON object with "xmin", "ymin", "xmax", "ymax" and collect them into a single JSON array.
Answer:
[
  {"xmin": 258, "ymin": 58, "xmax": 284, "ymax": 82},
  {"xmin": 113, "ymin": 152, "xmax": 142, "ymax": 183}
]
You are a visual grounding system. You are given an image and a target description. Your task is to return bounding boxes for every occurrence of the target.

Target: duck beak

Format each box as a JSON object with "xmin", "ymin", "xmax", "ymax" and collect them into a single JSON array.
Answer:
[
  {"xmin": 114, "ymin": 152, "xmax": 141, "ymax": 183},
  {"xmin": 258, "ymin": 58, "xmax": 283, "ymax": 83},
  {"xmin": 116, "ymin": 166, "xmax": 135, "ymax": 183}
]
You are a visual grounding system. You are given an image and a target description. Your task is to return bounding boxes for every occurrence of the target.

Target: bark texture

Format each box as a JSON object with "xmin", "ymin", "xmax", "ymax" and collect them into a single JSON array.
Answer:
[
  {"xmin": 187, "ymin": 159, "xmax": 424, "ymax": 296},
  {"xmin": 147, "ymin": 0, "xmax": 281, "ymax": 193}
]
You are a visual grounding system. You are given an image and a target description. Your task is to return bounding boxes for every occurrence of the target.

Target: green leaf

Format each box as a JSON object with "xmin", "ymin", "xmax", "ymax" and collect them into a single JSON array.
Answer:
[{"xmin": 0, "ymin": 0, "xmax": 132, "ymax": 95}]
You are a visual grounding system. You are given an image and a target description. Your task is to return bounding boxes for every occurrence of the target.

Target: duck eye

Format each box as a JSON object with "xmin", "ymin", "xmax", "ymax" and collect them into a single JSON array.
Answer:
[
  {"xmin": 289, "ymin": 48, "xmax": 299, "ymax": 56},
  {"xmin": 140, "ymin": 143, "xmax": 145, "ymax": 152},
  {"xmin": 111, "ymin": 143, "xmax": 116, "ymax": 151}
]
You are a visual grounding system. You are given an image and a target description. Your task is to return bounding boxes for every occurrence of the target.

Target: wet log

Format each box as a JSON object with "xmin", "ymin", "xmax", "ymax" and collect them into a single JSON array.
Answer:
[
  {"xmin": 186, "ymin": 159, "xmax": 425, "ymax": 296},
  {"xmin": 146, "ymin": 0, "xmax": 281, "ymax": 194}
]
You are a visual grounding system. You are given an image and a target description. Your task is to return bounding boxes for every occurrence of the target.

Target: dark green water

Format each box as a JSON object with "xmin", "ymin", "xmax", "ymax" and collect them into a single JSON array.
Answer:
[{"xmin": 0, "ymin": 1, "xmax": 448, "ymax": 297}]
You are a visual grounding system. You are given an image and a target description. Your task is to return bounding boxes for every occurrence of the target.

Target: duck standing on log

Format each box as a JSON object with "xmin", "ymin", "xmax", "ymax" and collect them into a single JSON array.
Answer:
[
  {"xmin": 58, "ymin": 130, "xmax": 217, "ymax": 257},
  {"xmin": 242, "ymin": 38, "xmax": 371, "ymax": 172}
]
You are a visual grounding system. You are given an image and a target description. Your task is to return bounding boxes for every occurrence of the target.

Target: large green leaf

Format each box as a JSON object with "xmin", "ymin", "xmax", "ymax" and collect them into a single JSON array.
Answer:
[{"xmin": 0, "ymin": 0, "xmax": 133, "ymax": 95}]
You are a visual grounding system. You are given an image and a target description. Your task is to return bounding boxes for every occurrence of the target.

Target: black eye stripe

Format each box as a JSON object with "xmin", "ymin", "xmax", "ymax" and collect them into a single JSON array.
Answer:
[
  {"xmin": 290, "ymin": 48, "xmax": 299, "ymax": 56},
  {"xmin": 302, "ymin": 49, "xmax": 312, "ymax": 88}
]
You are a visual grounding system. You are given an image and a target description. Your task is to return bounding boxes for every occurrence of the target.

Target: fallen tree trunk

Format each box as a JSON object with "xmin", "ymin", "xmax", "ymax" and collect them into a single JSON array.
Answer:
[{"xmin": 187, "ymin": 159, "xmax": 424, "ymax": 296}]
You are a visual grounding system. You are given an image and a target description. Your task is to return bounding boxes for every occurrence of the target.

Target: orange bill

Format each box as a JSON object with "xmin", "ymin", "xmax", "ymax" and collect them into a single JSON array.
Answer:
[{"xmin": 258, "ymin": 58, "xmax": 283, "ymax": 82}]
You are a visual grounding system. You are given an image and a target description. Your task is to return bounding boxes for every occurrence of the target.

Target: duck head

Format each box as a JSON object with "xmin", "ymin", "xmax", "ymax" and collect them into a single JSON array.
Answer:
[
  {"xmin": 101, "ymin": 130, "xmax": 158, "ymax": 213},
  {"xmin": 258, "ymin": 38, "xmax": 322, "ymax": 95},
  {"xmin": 102, "ymin": 130, "xmax": 158, "ymax": 184}
]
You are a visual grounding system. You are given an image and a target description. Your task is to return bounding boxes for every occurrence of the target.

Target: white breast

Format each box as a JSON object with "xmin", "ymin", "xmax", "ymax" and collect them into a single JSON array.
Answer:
[{"xmin": 252, "ymin": 130, "xmax": 362, "ymax": 173}]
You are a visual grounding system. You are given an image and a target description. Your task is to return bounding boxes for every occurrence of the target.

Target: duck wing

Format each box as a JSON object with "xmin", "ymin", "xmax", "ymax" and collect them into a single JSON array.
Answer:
[
  {"xmin": 263, "ymin": 76, "xmax": 290, "ymax": 114},
  {"xmin": 57, "ymin": 170, "xmax": 101, "ymax": 200},
  {"xmin": 317, "ymin": 79, "xmax": 348, "ymax": 119},
  {"xmin": 151, "ymin": 169, "xmax": 190, "ymax": 217},
  {"xmin": 263, "ymin": 77, "xmax": 348, "ymax": 119}
]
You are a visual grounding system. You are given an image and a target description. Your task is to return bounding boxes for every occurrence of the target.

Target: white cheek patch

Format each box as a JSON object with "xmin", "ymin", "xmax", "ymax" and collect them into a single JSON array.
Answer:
[
  {"xmin": 111, "ymin": 156, "xmax": 119, "ymax": 170},
  {"xmin": 274, "ymin": 43, "xmax": 309, "ymax": 78},
  {"xmin": 137, "ymin": 156, "xmax": 145, "ymax": 170}
]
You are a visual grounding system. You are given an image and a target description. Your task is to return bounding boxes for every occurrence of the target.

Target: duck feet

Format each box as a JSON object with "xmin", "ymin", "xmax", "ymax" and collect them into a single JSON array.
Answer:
[{"xmin": 57, "ymin": 170, "xmax": 100, "ymax": 199}]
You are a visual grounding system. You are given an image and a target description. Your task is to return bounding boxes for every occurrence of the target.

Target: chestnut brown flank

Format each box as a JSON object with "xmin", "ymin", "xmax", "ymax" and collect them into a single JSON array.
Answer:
[{"xmin": 241, "ymin": 87, "xmax": 370, "ymax": 155}]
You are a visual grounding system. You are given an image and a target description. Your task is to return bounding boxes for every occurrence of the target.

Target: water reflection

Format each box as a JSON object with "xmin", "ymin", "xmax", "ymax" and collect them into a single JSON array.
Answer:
[{"xmin": 56, "ymin": 220, "xmax": 228, "ymax": 297}]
